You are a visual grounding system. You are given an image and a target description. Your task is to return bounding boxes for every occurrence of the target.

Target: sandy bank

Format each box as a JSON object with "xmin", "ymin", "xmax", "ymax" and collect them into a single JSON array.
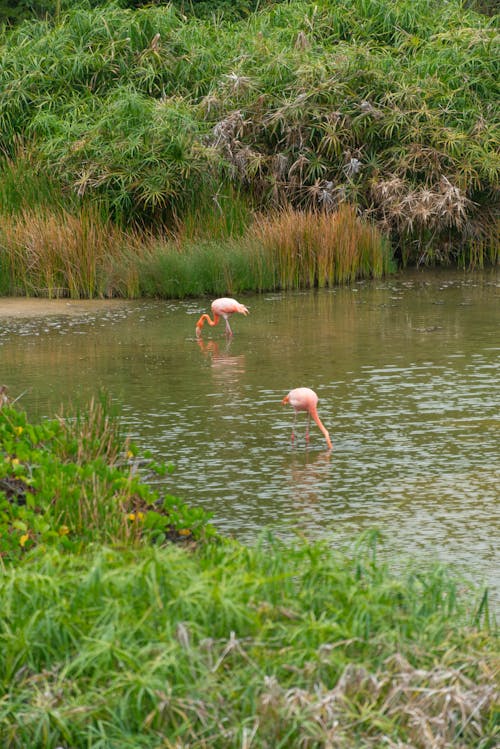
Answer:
[{"xmin": 0, "ymin": 298, "xmax": 131, "ymax": 318}]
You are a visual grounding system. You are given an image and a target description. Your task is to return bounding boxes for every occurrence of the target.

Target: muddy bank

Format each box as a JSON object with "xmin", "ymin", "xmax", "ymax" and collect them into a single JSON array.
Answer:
[{"xmin": 0, "ymin": 298, "xmax": 131, "ymax": 318}]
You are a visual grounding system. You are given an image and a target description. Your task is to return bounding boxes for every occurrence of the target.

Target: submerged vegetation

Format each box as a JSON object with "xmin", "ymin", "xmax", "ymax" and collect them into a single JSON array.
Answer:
[{"xmin": 0, "ymin": 0, "xmax": 498, "ymax": 297}]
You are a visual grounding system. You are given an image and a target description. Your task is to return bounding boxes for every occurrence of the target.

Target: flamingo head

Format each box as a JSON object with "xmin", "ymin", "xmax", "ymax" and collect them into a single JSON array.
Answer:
[
  {"xmin": 195, "ymin": 321, "xmax": 203, "ymax": 338},
  {"xmin": 281, "ymin": 395, "xmax": 290, "ymax": 406}
]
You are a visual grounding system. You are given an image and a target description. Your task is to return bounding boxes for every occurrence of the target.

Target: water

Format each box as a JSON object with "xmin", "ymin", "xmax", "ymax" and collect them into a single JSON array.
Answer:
[{"xmin": 1, "ymin": 270, "xmax": 499, "ymax": 598}]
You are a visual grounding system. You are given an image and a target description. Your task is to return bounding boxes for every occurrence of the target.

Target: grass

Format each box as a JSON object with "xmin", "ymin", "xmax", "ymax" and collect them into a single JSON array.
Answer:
[
  {"xmin": 0, "ymin": 206, "xmax": 141, "ymax": 298},
  {"xmin": 0, "ymin": 204, "xmax": 393, "ymax": 298},
  {"xmin": 0, "ymin": 537, "xmax": 497, "ymax": 748}
]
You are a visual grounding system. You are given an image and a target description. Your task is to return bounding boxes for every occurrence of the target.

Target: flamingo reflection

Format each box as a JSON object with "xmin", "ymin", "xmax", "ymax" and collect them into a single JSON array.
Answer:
[
  {"xmin": 288, "ymin": 450, "xmax": 332, "ymax": 505},
  {"xmin": 196, "ymin": 338, "xmax": 246, "ymax": 388}
]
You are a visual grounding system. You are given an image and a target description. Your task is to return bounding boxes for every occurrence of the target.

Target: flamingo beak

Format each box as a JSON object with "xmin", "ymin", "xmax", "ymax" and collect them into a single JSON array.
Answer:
[{"xmin": 281, "ymin": 396, "xmax": 289, "ymax": 406}]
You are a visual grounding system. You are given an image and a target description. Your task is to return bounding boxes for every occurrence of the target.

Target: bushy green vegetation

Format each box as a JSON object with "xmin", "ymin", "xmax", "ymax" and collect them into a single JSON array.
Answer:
[
  {"xmin": 0, "ymin": 0, "xmax": 498, "ymax": 276},
  {"xmin": 0, "ymin": 398, "xmax": 213, "ymax": 559}
]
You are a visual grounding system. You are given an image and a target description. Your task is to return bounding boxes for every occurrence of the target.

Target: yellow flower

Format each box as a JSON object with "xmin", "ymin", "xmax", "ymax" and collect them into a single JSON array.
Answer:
[
  {"xmin": 126, "ymin": 450, "xmax": 134, "ymax": 459},
  {"xmin": 127, "ymin": 512, "xmax": 144, "ymax": 521},
  {"xmin": 178, "ymin": 529, "xmax": 191, "ymax": 536},
  {"xmin": 14, "ymin": 426, "xmax": 24, "ymax": 436},
  {"xmin": 20, "ymin": 534, "xmax": 29, "ymax": 547},
  {"xmin": 58, "ymin": 525, "xmax": 70, "ymax": 536},
  {"xmin": 11, "ymin": 458, "xmax": 20, "ymax": 467}
]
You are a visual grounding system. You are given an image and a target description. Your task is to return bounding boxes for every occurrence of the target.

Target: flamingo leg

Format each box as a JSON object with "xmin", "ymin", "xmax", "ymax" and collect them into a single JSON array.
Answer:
[
  {"xmin": 306, "ymin": 413, "xmax": 310, "ymax": 443},
  {"xmin": 291, "ymin": 412, "xmax": 297, "ymax": 444},
  {"xmin": 224, "ymin": 316, "xmax": 233, "ymax": 336}
]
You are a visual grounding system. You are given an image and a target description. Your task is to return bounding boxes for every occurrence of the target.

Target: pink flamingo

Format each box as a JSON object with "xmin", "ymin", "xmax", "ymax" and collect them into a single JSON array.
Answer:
[
  {"xmin": 196, "ymin": 297, "xmax": 249, "ymax": 338},
  {"xmin": 282, "ymin": 387, "xmax": 332, "ymax": 450}
]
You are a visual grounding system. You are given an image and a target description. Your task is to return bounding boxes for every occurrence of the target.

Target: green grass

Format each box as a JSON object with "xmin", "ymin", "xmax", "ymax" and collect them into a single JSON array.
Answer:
[
  {"xmin": 0, "ymin": 0, "xmax": 497, "ymax": 264},
  {"xmin": 0, "ymin": 537, "xmax": 497, "ymax": 748}
]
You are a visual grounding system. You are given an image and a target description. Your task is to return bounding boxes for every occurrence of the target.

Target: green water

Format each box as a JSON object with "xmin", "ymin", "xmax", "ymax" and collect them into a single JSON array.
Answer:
[{"xmin": 1, "ymin": 270, "xmax": 499, "ymax": 595}]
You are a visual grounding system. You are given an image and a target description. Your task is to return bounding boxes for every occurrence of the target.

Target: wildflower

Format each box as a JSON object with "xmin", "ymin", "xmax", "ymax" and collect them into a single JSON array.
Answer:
[
  {"xmin": 14, "ymin": 426, "xmax": 24, "ymax": 436},
  {"xmin": 20, "ymin": 534, "xmax": 29, "ymax": 547},
  {"xmin": 126, "ymin": 450, "xmax": 134, "ymax": 459},
  {"xmin": 127, "ymin": 512, "xmax": 144, "ymax": 521},
  {"xmin": 58, "ymin": 525, "xmax": 70, "ymax": 536},
  {"xmin": 11, "ymin": 458, "xmax": 20, "ymax": 467},
  {"xmin": 178, "ymin": 529, "xmax": 192, "ymax": 536}
]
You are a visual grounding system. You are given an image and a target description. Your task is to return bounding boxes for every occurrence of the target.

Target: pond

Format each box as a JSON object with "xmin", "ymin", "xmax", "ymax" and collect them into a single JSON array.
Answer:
[{"xmin": 1, "ymin": 270, "xmax": 499, "ymax": 599}]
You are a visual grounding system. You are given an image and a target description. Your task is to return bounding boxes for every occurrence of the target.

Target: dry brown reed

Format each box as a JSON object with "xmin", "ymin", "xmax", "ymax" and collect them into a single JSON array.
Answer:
[
  {"xmin": 251, "ymin": 204, "xmax": 392, "ymax": 288},
  {"xmin": 0, "ymin": 207, "xmax": 141, "ymax": 298}
]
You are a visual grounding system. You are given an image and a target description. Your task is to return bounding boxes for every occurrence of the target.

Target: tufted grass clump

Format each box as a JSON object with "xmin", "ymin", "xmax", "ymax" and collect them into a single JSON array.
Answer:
[
  {"xmin": 0, "ymin": 207, "xmax": 142, "ymax": 299},
  {"xmin": 0, "ymin": 534, "xmax": 497, "ymax": 748}
]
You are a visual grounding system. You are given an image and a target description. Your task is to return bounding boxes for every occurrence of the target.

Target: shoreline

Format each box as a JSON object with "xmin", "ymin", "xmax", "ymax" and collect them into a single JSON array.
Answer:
[{"xmin": 0, "ymin": 297, "xmax": 133, "ymax": 318}]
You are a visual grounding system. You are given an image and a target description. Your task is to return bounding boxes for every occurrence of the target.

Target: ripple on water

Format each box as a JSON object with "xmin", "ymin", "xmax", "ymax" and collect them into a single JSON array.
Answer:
[{"xmin": 0, "ymin": 274, "xmax": 498, "ymax": 600}]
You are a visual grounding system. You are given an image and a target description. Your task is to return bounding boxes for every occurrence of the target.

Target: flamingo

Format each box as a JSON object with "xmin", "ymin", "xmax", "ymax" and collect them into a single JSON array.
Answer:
[
  {"xmin": 282, "ymin": 387, "xmax": 332, "ymax": 450},
  {"xmin": 195, "ymin": 297, "xmax": 249, "ymax": 338}
]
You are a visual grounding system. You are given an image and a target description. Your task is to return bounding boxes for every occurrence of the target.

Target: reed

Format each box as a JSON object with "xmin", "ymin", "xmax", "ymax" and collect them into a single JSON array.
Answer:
[
  {"xmin": 0, "ymin": 207, "xmax": 140, "ymax": 298},
  {"xmin": 252, "ymin": 205, "xmax": 393, "ymax": 288},
  {"xmin": 458, "ymin": 220, "xmax": 500, "ymax": 270},
  {"xmin": 0, "ymin": 203, "xmax": 392, "ymax": 299}
]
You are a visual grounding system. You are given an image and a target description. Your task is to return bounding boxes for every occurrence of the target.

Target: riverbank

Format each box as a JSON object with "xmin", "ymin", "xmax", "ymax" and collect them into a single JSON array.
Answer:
[
  {"xmin": 0, "ymin": 401, "xmax": 498, "ymax": 747},
  {"xmin": 0, "ymin": 297, "xmax": 132, "ymax": 318}
]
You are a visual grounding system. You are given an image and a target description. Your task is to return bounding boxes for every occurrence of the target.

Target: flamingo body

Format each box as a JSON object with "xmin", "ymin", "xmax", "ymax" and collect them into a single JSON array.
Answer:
[
  {"xmin": 196, "ymin": 297, "xmax": 249, "ymax": 338},
  {"xmin": 282, "ymin": 387, "xmax": 332, "ymax": 450}
]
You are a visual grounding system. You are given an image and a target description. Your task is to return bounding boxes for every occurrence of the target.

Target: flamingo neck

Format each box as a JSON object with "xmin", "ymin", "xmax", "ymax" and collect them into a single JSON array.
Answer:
[
  {"xmin": 311, "ymin": 408, "xmax": 332, "ymax": 450},
  {"xmin": 196, "ymin": 313, "xmax": 219, "ymax": 331}
]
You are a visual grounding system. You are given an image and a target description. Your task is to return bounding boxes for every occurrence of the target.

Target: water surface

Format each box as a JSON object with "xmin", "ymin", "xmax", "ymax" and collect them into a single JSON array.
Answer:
[{"xmin": 1, "ymin": 271, "xmax": 498, "ymax": 597}]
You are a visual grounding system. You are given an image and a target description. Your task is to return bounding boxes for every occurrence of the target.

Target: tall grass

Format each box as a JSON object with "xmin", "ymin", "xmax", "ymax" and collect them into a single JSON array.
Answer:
[
  {"xmin": 0, "ymin": 537, "xmax": 497, "ymax": 748},
  {"xmin": 0, "ymin": 207, "xmax": 140, "ymax": 298},
  {"xmin": 0, "ymin": 205, "xmax": 393, "ymax": 298},
  {"xmin": 254, "ymin": 204, "xmax": 393, "ymax": 288},
  {"xmin": 138, "ymin": 205, "xmax": 392, "ymax": 297}
]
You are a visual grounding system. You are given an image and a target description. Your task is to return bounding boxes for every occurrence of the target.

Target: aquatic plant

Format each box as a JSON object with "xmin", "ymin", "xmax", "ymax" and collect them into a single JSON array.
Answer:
[
  {"xmin": 0, "ymin": 207, "xmax": 141, "ymax": 298},
  {"xmin": 0, "ymin": 0, "xmax": 497, "ymax": 264}
]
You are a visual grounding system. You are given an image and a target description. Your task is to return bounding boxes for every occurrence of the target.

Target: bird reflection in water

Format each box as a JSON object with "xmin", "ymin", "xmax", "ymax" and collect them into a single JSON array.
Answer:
[
  {"xmin": 196, "ymin": 338, "xmax": 246, "ymax": 389},
  {"xmin": 288, "ymin": 450, "xmax": 332, "ymax": 505}
]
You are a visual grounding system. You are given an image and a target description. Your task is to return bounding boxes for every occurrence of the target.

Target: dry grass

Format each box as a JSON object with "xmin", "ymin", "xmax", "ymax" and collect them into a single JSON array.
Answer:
[
  {"xmin": 0, "ymin": 208, "xmax": 141, "ymax": 298},
  {"xmin": 251, "ymin": 204, "xmax": 392, "ymax": 288},
  {"xmin": 259, "ymin": 653, "xmax": 499, "ymax": 748}
]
